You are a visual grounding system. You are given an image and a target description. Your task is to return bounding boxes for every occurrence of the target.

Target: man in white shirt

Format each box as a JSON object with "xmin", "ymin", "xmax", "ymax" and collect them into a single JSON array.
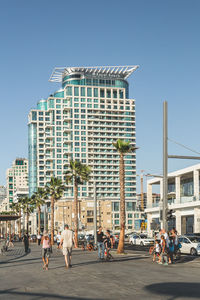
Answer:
[
  {"xmin": 37, "ymin": 233, "xmax": 42, "ymax": 246},
  {"xmin": 59, "ymin": 224, "xmax": 73, "ymax": 269}
]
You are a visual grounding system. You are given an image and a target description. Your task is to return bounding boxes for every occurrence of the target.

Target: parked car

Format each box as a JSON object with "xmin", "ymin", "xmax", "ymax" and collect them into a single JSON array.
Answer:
[
  {"xmin": 85, "ymin": 234, "xmax": 94, "ymax": 242},
  {"xmin": 129, "ymin": 234, "xmax": 154, "ymax": 246},
  {"xmin": 185, "ymin": 233, "xmax": 200, "ymax": 237},
  {"xmin": 178, "ymin": 235, "xmax": 200, "ymax": 256},
  {"xmin": 78, "ymin": 234, "xmax": 85, "ymax": 241}
]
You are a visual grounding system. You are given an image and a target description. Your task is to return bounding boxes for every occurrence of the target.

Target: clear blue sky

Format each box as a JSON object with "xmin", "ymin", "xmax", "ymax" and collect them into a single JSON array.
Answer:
[{"xmin": 0, "ymin": 0, "xmax": 200, "ymax": 192}]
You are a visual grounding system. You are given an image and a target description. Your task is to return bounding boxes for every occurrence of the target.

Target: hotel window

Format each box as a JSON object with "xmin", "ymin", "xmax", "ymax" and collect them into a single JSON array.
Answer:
[
  {"xmin": 119, "ymin": 90, "xmax": 124, "ymax": 99},
  {"xmin": 100, "ymin": 89, "xmax": 105, "ymax": 97},
  {"xmin": 81, "ymin": 87, "xmax": 85, "ymax": 96},
  {"xmin": 87, "ymin": 88, "xmax": 92, "ymax": 97},
  {"xmin": 74, "ymin": 87, "xmax": 79, "ymax": 96},
  {"xmin": 113, "ymin": 90, "xmax": 117, "ymax": 98},
  {"xmin": 106, "ymin": 90, "xmax": 111, "ymax": 98},
  {"xmin": 66, "ymin": 86, "xmax": 72, "ymax": 96},
  {"xmin": 93, "ymin": 88, "xmax": 98, "ymax": 97}
]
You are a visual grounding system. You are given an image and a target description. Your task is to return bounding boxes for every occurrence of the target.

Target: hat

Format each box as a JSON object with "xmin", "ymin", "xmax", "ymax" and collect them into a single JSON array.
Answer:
[{"xmin": 43, "ymin": 231, "xmax": 48, "ymax": 237}]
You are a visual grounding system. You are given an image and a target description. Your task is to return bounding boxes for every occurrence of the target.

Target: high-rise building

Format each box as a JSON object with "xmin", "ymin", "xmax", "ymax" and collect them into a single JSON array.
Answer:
[
  {"xmin": 6, "ymin": 158, "xmax": 29, "ymax": 208},
  {"xmin": 28, "ymin": 66, "xmax": 138, "ymax": 229},
  {"xmin": 0, "ymin": 186, "xmax": 6, "ymax": 205}
]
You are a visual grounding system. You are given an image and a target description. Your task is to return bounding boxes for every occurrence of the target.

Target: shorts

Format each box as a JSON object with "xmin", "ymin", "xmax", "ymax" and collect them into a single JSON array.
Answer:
[
  {"xmin": 63, "ymin": 247, "xmax": 72, "ymax": 256},
  {"xmin": 42, "ymin": 248, "xmax": 50, "ymax": 258}
]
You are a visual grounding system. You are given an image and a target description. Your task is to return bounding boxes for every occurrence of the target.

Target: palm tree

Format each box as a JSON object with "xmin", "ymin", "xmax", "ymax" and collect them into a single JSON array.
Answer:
[
  {"xmin": 18, "ymin": 196, "xmax": 35, "ymax": 234},
  {"xmin": 65, "ymin": 160, "xmax": 91, "ymax": 248},
  {"xmin": 32, "ymin": 187, "xmax": 48, "ymax": 234},
  {"xmin": 10, "ymin": 202, "xmax": 22, "ymax": 239},
  {"xmin": 45, "ymin": 177, "xmax": 65, "ymax": 245},
  {"xmin": 113, "ymin": 139, "xmax": 138, "ymax": 254}
]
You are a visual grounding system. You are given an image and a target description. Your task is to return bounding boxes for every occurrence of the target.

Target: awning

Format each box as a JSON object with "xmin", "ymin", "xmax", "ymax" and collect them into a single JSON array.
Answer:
[{"xmin": 0, "ymin": 215, "xmax": 21, "ymax": 221}]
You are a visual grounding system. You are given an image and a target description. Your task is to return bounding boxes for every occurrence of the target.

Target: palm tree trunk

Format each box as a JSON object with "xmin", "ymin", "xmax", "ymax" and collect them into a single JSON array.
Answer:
[
  {"xmin": 51, "ymin": 196, "xmax": 54, "ymax": 245},
  {"xmin": 117, "ymin": 153, "xmax": 125, "ymax": 254},
  {"xmin": 74, "ymin": 180, "xmax": 78, "ymax": 248},
  {"xmin": 38, "ymin": 206, "xmax": 41, "ymax": 235},
  {"xmin": 26, "ymin": 213, "xmax": 29, "ymax": 234},
  {"xmin": 18, "ymin": 210, "xmax": 22, "ymax": 239}
]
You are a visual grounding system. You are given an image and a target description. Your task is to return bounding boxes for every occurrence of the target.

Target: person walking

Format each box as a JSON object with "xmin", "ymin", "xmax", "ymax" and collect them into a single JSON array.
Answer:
[
  {"xmin": 159, "ymin": 235, "xmax": 168, "ymax": 266},
  {"xmin": 97, "ymin": 226, "xmax": 105, "ymax": 260},
  {"xmin": 59, "ymin": 224, "xmax": 73, "ymax": 269},
  {"xmin": 56, "ymin": 231, "xmax": 62, "ymax": 249},
  {"xmin": 37, "ymin": 232, "xmax": 42, "ymax": 246},
  {"xmin": 23, "ymin": 232, "xmax": 29, "ymax": 254},
  {"xmin": 104, "ymin": 230, "xmax": 114, "ymax": 261},
  {"xmin": 41, "ymin": 231, "xmax": 51, "ymax": 270}
]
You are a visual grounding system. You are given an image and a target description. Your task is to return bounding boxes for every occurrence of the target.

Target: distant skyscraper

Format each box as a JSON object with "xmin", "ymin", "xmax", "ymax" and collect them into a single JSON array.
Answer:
[
  {"xmin": 28, "ymin": 66, "xmax": 138, "ymax": 230},
  {"xmin": 6, "ymin": 158, "xmax": 28, "ymax": 208},
  {"xmin": 0, "ymin": 186, "xmax": 6, "ymax": 205}
]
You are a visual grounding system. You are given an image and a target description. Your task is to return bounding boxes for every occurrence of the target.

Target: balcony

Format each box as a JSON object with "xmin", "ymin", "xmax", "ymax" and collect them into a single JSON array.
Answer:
[{"xmin": 180, "ymin": 196, "xmax": 197, "ymax": 203}]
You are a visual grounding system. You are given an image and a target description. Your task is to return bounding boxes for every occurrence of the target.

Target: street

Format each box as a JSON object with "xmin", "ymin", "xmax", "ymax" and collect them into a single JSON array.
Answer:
[{"xmin": 0, "ymin": 242, "xmax": 200, "ymax": 300}]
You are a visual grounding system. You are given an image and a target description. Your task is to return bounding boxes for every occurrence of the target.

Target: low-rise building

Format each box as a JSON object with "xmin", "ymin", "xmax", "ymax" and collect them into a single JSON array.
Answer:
[
  {"xmin": 53, "ymin": 198, "xmax": 136, "ymax": 234},
  {"xmin": 145, "ymin": 164, "xmax": 200, "ymax": 236}
]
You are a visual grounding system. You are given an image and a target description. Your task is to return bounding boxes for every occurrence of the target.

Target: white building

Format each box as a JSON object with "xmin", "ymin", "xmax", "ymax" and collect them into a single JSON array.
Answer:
[
  {"xmin": 145, "ymin": 164, "xmax": 200, "ymax": 236},
  {"xmin": 28, "ymin": 66, "xmax": 138, "ymax": 231}
]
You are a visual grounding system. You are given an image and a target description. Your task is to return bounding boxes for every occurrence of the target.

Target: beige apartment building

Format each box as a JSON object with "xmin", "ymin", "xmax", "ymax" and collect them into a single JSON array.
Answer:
[{"xmin": 54, "ymin": 199, "xmax": 112, "ymax": 233}]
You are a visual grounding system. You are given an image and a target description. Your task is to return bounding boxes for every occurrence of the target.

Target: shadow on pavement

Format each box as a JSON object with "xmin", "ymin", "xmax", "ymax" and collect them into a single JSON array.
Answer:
[
  {"xmin": 145, "ymin": 282, "xmax": 200, "ymax": 299},
  {"xmin": 0, "ymin": 289, "xmax": 103, "ymax": 300},
  {"xmin": 71, "ymin": 255, "xmax": 148, "ymax": 268},
  {"xmin": 174, "ymin": 255, "xmax": 199, "ymax": 264},
  {"xmin": 0, "ymin": 251, "xmax": 29, "ymax": 265}
]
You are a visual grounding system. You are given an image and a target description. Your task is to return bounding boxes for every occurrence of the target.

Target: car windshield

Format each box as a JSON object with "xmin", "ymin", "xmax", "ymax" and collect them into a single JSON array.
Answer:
[
  {"xmin": 189, "ymin": 236, "xmax": 200, "ymax": 243},
  {"xmin": 140, "ymin": 235, "xmax": 147, "ymax": 239}
]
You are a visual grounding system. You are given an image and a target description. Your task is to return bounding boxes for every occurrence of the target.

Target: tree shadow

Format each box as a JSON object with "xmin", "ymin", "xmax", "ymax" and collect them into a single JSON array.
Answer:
[
  {"xmin": 0, "ymin": 288, "xmax": 103, "ymax": 299},
  {"xmin": 145, "ymin": 282, "xmax": 200, "ymax": 299},
  {"xmin": 0, "ymin": 251, "xmax": 28, "ymax": 265}
]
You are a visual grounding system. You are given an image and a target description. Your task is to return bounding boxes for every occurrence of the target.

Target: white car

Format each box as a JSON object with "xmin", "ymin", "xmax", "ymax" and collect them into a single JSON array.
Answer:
[
  {"xmin": 129, "ymin": 234, "xmax": 154, "ymax": 246},
  {"xmin": 178, "ymin": 235, "xmax": 200, "ymax": 256}
]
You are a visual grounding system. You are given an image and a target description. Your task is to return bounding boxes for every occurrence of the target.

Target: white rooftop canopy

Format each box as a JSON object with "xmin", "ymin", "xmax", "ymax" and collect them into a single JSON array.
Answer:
[{"xmin": 49, "ymin": 65, "xmax": 139, "ymax": 82}]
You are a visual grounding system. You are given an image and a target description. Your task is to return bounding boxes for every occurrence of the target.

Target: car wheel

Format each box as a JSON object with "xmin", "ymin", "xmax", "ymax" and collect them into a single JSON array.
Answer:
[
  {"xmin": 190, "ymin": 248, "xmax": 197, "ymax": 256},
  {"xmin": 140, "ymin": 241, "xmax": 144, "ymax": 246}
]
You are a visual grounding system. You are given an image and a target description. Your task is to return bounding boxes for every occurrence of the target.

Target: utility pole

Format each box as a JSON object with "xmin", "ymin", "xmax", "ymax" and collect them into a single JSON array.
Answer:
[
  {"xmin": 163, "ymin": 101, "xmax": 168, "ymax": 231},
  {"xmin": 140, "ymin": 170, "xmax": 144, "ymax": 211},
  {"xmin": 94, "ymin": 181, "xmax": 97, "ymax": 245}
]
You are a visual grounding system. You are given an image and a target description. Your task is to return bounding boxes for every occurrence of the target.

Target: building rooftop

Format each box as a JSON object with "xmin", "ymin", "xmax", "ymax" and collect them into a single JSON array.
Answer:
[{"xmin": 49, "ymin": 65, "xmax": 139, "ymax": 82}]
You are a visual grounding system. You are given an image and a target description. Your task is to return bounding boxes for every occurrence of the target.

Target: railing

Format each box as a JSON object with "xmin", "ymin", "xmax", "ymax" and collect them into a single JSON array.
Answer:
[{"xmin": 180, "ymin": 196, "xmax": 197, "ymax": 203}]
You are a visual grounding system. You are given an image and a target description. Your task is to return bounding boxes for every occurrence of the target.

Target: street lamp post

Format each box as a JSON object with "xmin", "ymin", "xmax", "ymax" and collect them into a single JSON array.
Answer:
[
  {"xmin": 163, "ymin": 101, "xmax": 168, "ymax": 231},
  {"xmin": 94, "ymin": 182, "xmax": 97, "ymax": 245}
]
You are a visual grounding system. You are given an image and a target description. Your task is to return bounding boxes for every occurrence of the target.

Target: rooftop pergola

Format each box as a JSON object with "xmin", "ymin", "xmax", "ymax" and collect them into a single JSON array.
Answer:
[{"xmin": 49, "ymin": 65, "xmax": 139, "ymax": 82}]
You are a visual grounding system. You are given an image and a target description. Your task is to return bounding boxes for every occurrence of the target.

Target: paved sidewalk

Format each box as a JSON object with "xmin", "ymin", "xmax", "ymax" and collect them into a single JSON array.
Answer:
[{"xmin": 0, "ymin": 242, "xmax": 200, "ymax": 299}]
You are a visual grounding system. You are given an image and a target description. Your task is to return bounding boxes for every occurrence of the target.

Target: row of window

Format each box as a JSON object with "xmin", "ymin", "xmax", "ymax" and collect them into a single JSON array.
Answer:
[{"xmin": 66, "ymin": 86, "xmax": 125, "ymax": 99}]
